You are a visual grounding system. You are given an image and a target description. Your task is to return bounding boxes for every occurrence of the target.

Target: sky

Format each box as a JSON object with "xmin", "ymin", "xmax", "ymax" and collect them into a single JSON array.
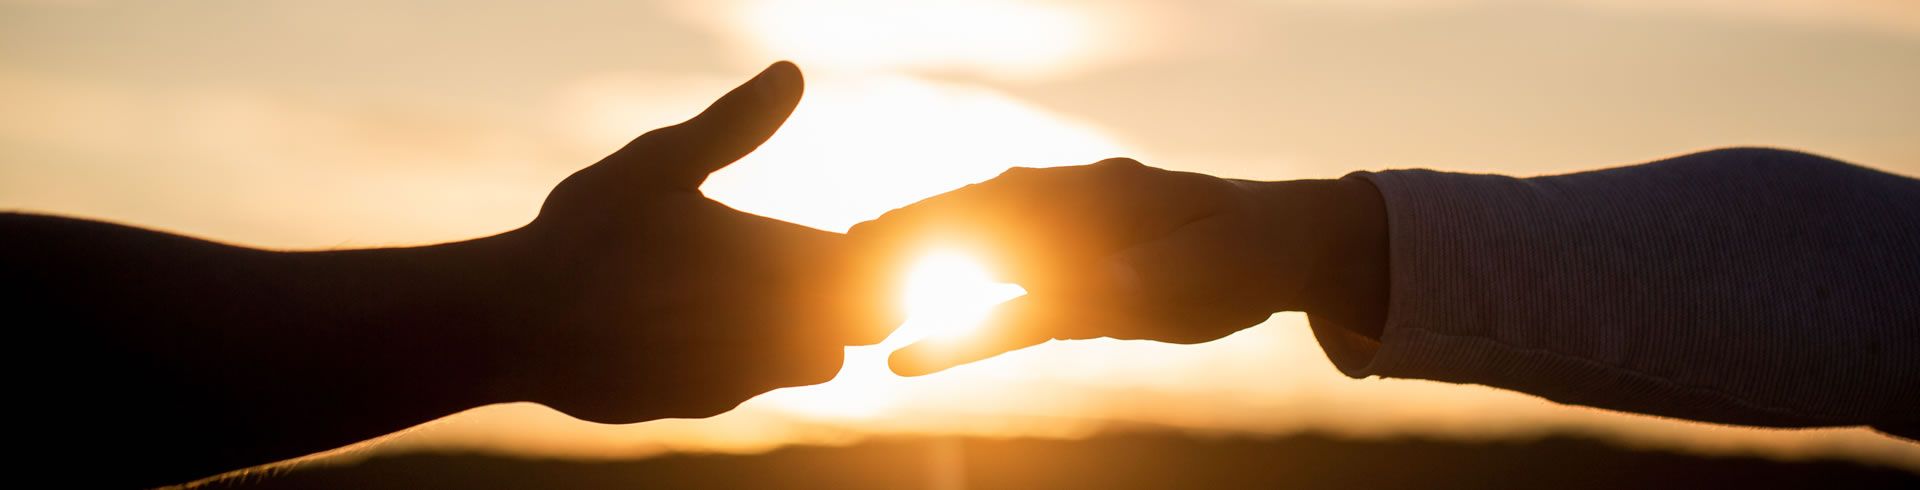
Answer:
[{"xmin": 3, "ymin": 0, "xmax": 1918, "ymax": 472}]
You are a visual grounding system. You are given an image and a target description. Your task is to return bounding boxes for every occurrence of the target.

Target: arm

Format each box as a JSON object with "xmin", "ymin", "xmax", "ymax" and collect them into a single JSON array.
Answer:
[
  {"xmin": 1328, "ymin": 148, "xmax": 1920, "ymax": 437},
  {"xmin": 1, "ymin": 215, "xmax": 530, "ymax": 486},
  {"xmin": 1, "ymin": 61, "xmax": 884, "ymax": 488},
  {"xmin": 858, "ymin": 148, "xmax": 1918, "ymax": 438}
]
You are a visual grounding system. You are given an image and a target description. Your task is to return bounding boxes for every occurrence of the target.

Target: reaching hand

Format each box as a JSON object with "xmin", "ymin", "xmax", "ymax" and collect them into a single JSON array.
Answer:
[
  {"xmin": 851, "ymin": 159, "xmax": 1387, "ymax": 376},
  {"xmin": 496, "ymin": 62, "xmax": 886, "ymax": 422}
]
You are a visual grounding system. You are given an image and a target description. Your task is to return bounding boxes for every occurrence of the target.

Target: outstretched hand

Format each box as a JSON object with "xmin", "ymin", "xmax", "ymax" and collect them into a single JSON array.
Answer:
[
  {"xmin": 496, "ymin": 62, "xmax": 888, "ymax": 422},
  {"xmin": 851, "ymin": 159, "xmax": 1388, "ymax": 376}
]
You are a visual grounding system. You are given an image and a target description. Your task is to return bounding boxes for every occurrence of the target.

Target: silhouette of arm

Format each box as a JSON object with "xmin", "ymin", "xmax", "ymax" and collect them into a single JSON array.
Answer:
[
  {"xmin": 858, "ymin": 148, "xmax": 1918, "ymax": 439},
  {"xmin": 1, "ymin": 214, "xmax": 532, "ymax": 486},
  {"xmin": 0, "ymin": 62, "xmax": 884, "ymax": 488},
  {"xmin": 1336, "ymin": 148, "xmax": 1918, "ymax": 438}
]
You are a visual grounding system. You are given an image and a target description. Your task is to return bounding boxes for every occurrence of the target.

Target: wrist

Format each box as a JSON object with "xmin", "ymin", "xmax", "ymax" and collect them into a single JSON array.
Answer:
[
  {"xmin": 440, "ymin": 228, "xmax": 556, "ymax": 405},
  {"xmin": 359, "ymin": 228, "xmax": 551, "ymax": 406},
  {"xmin": 1291, "ymin": 176, "xmax": 1390, "ymax": 340},
  {"xmin": 247, "ymin": 229, "xmax": 549, "ymax": 418}
]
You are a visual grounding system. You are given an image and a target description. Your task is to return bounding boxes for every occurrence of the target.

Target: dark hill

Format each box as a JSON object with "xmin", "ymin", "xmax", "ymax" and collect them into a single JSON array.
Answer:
[{"xmin": 206, "ymin": 432, "xmax": 1919, "ymax": 489}]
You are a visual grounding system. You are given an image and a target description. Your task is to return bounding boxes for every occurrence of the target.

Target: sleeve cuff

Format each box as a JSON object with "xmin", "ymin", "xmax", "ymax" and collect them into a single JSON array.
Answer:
[{"xmin": 1306, "ymin": 170, "xmax": 1429, "ymax": 379}]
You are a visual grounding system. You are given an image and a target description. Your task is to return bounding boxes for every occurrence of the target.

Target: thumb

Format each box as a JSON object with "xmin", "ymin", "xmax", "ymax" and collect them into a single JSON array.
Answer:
[
  {"xmin": 889, "ymin": 298, "xmax": 1120, "ymax": 376},
  {"xmin": 889, "ymin": 298, "xmax": 1055, "ymax": 376},
  {"xmin": 613, "ymin": 61, "xmax": 804, "ymax": 189}
]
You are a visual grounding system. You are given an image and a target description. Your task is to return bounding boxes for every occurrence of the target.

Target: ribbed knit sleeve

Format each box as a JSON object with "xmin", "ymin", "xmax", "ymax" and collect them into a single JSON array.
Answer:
[{"xmin": 1314, "ymin": 148, "xmax": 1919, "ymax": 437}]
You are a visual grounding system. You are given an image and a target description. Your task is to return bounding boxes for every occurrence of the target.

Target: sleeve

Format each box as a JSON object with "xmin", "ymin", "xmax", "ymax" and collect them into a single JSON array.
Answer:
[{"xmin": 1309, "ymin": 148, "xmax": 1920, "ymax": 436}]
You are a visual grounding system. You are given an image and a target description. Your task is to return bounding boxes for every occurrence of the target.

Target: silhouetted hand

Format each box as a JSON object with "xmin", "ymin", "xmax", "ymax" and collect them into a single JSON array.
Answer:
[
  {"xmin": 497, "ymin": 62, "xmax": 884, "ymax": 422},
  {"xmin": 851, "ymin": 159, "xmax": 1387, "ymax": 376}
]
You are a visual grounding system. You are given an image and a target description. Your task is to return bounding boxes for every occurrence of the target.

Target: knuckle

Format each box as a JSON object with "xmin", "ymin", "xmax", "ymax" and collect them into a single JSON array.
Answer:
[
  {"xmin": 846, "ymin": 220, "xmax": 876, "ymax": 236},
  {"xmin": 859, "ymin": 207, "xmax": 923, "ymax": 235},
  {"xmin": 626, "ymin": 125, "xmax": 689, "ymax": 155},
  {"xmin": 995, "ymin": 166, "xmax": 1042, "ymax": 181},
  {"xmin": 1696, "ymin": 147, "xmax": 1832, "ymax": 173},
  {"xmin": 560, "ymin": 398, "xmax": 653, "ymax": 425},
  {"xmin": 1088, "ymin": 157, "xmax": 1155, "ymax": 182}
]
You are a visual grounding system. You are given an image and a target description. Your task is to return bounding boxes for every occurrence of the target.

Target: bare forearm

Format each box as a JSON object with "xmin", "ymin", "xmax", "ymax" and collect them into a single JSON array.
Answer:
[{"xmin": 1, "ymin": 212, "xmax": 529, "ymax": 486}]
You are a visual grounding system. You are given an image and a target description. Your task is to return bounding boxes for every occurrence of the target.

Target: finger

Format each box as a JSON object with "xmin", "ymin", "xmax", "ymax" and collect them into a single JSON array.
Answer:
[
  {"xmin": 613, "ymin": 61, "xmax": 805, "ymax": 189},
  {"xmin": 856, "ymin": 160, "xmax": 1223, "ymax": 250},
  {"xmin": 748, "ymin": 223, "xmax": 899, "ymax": 347},
  {"xmin": 887, "ymin": 297, "xmax": 1125, "ymax": 376},
  {"xmin": 850, "ymin": 161, "xmax": 1233, "ymax": 293},
  {"xmin": 838, "ymin": 230, "xmax": 915, "ymax": 342},
  {"xmin": 889, "ymin": 298, "xmax": 1054, "ymax": 376}
]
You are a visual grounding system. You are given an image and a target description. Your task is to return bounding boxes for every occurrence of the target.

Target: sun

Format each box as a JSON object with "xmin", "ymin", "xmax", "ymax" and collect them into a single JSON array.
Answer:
[
  {"xmin": 760, "ymin": 250, "xmax": 1023, "ymax": 418},
  {"xmin": 888, "ymin": 251, "xmax": 1027, "ymax": 346}
]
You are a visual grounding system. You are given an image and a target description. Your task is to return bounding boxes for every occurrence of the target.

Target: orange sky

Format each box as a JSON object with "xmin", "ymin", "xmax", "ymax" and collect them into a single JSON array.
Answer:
[{"xmin": 3, "ymin": 0, "xmax": 1917, "ymax": 471}]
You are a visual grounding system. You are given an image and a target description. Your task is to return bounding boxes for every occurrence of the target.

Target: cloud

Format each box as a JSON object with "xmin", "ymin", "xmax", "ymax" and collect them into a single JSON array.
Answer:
[
  {"xmin": 1566, "ymin": 0, "xmax": 1920, "ymax": 37},
  {"xmin": 1239, "ymin": 0, "xmax": 1920, "ymax": 37},
  {"xmin": 676, "ymin": 0, "xmax": 1164, "ymax": 81},
  {"xmin": 980, "ymin": 0, "xmax": 1920, "ymax": 179}
]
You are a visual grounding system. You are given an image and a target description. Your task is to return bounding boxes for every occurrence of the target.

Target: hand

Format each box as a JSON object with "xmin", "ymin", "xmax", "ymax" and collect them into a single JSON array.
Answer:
[
  {"xmin": 850, "ymin": 159, "xmax": 1388, "ymax": 376},
  {"xmin": 489, "ymin": 62, "xmax": 886, "ymax": 423}
]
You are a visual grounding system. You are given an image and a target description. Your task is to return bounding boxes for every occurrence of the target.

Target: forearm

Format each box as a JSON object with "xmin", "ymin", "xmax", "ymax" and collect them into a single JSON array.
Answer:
[
  {"xmin": 1257, "ymin": 178, "xmax": 1391, "ymax": 374},
  {"xmin": 1, "ymin": 212, "xmax": 530, "ymax": 486},
  {"xmin": 1300, "ymin": 148, "xmax": 1920, "ymax": 433},
  {"xmin": 1235, "ymin": 176, "xmax": 1390, "ymax": 347}
]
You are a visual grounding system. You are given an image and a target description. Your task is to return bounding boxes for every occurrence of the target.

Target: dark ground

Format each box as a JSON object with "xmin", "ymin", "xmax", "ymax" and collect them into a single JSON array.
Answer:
[{"xmin": 206, "ymin": 432, "xmax": 1919, "ymax": 489}]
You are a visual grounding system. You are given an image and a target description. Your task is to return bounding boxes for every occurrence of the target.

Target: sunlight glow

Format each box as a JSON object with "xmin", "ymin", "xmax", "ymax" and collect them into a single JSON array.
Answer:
[
  {"xmin": 759, "ymin": 346, "xmax": 901, "ymax": 418},
  {"xmin": 697, "ymin": 73, "xmax": 1131, "ymax": 232},
  {"xmin": 762, "ymin": 251, "xmax": 1023, "ymax": 418},
  {"xmin": 893, "ymin": 251, "xmax": 1027, "ymax": 345}
]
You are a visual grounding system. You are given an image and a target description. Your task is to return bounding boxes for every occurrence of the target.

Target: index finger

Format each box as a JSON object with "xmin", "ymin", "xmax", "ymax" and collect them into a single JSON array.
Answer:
[{"xmin": 849, "ymin": 159, "xmax": 1235, "ymax": 296}]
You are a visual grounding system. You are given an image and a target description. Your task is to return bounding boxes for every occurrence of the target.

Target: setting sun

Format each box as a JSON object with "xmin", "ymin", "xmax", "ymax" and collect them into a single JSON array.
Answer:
[
  {"xmin": 891, "ymin": 251, "xmax": 1027, "ymax": 346},
  {"xmin": 763, "ymin": 251, "xmax": 1023, "ymax": 418}
]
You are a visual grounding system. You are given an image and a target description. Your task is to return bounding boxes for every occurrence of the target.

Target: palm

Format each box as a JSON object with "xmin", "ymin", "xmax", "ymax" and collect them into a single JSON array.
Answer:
[{"xmin": 503, "ymin": 62, "xmax": 880, "ymax": 423}]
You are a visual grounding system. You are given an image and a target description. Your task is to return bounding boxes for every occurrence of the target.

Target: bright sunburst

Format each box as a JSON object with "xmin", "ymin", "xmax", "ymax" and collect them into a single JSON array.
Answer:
[
  {"xmin": 762, "ymin": 251, "xmax": 1023, "ymax": 418},
  {"xmin": 891, "ymin": 251, "xmax": 1027, "ymax": 346}
]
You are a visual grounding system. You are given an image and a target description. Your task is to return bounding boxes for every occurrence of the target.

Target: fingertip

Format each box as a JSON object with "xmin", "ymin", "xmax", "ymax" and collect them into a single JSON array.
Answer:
[
  {"xmin": 887, "ymin": 347, "xmax": 943, "ymax": 377},
  {"xmin": 767, "ymin": 60, "xmax": 801, "ymax": 79},
  {"xmin": 844, "ymin": 219, "xmax": 874, "ymax": 237},
  {"xmin": 615, "ymin": 62, "xmax": 806, "ymax": 188},
  {"xmin": 756, "ymin": 61, "xmax": 804, "ymax": 103},
  {"xmin": 887, "ymin": 300, "xmax": 1061, "ymax": 377},
  {"xmin": 888, "ymin": 341, "xmax": 988, "ymax": 377}
]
